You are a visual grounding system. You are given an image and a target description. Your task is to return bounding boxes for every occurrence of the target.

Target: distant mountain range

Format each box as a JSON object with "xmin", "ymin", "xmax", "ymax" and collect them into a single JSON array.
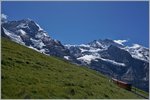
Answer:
[{"xmin": 1, "ymin": 18, "xmax": 149, "ymax": 92}]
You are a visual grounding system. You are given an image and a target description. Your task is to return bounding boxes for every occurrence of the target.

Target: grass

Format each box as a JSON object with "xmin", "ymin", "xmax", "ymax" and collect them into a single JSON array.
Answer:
[{"xmin": 1, "ymin": 38, "xmax": 144, "ymax": 99}]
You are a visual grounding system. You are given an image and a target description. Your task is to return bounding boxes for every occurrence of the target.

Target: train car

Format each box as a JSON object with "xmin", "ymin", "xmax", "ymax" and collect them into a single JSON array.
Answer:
[{"xmin": 112, "ymin": 78, "xmax": 132, "ymax": 91}]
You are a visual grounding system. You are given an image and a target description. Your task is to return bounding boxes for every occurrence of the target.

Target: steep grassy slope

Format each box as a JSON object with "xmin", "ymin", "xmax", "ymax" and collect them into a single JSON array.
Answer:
[{"xmin": 1, "ymin": 38, "xmax": 142, "ymax": 99}]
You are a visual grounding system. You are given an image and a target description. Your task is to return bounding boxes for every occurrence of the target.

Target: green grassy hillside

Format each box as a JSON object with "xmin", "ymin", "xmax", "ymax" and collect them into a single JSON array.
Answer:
[{"xmin": 1, "ymin": 38, "xmax": 143, "ymax": 99}]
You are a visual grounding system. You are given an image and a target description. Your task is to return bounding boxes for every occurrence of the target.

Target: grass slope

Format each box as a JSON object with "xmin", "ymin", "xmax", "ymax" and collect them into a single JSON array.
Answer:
[{"xmin": 2, "ymin": 38, "xmax": 142, "ymax": 99}]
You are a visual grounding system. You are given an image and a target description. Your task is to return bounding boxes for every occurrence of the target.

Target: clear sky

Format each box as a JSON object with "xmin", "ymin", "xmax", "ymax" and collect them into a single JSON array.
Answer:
[{"xmin": 1, "ymin": 1, "xmax": 149, "ymax": 47}]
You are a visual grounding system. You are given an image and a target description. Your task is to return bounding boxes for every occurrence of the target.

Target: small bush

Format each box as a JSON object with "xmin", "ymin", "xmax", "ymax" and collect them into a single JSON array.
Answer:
[
  {"xmin": 26, "ymin": 61, "xmax": 30, "ymax": 64},
  {"xmin": 70, "ymin": 89, "xmax": 75, "ymax": 95},
  {"xmin": 104, "ymin": 94, "xmax": 109, "ymax": 98},
  {"xmin": 8, "ymin": 57, "xmax": 12, "ymax": 61},
  {"xmin": 64, "ymin": 82, "xmax": 75, "ymax": 86}
]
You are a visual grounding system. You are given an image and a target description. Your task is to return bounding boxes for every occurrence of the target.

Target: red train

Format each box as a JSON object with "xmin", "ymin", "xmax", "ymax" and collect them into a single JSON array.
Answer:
[{"xmin": 112, "ymin": 78, "xmax": 132, "ymax": 91}]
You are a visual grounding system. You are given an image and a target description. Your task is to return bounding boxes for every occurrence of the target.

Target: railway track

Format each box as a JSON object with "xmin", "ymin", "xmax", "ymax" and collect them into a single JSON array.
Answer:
[{"xmin": 131, "ymin": 90, "xmax": 149, "ymax": 99}]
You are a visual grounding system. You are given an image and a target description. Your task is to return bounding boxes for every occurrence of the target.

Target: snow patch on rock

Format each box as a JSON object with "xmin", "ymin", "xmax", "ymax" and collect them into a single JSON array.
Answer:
[
  {"xmin": 3, "ymin": 28, "xmax": 25, "ymax": 45},
  {"xmin": 64, "ymin": 56, "xmax": 70, "ymax": 60},
  {"xmin": 30, "ymin": 38, "xmax": 45, "ymax": 49}
]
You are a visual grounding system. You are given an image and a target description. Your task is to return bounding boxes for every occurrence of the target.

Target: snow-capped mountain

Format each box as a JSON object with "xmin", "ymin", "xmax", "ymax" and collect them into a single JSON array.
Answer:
[
  {"xmin": 124, "ymin": 44, "xmax": 149, "ymax": 62},
  {"xmin": 65, "ymin": 39, "xmax": 149, "ymax": 92},
  {"xmin": 1, "ymin": 18, "xmax": 149, "ymax": 92},
  {"xmin": 66, "ymin": 39, "xmax": 149, "ymax": 64},
  {"xmin": 1, "ymin": 19, "xmax": 70, "ymax": 58}
]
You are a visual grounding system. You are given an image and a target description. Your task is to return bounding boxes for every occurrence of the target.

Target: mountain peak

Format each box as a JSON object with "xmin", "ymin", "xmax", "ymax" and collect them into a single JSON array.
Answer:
[
  {"xmin": 2, "ymin": 18, "xmax": 70, "ymax": 58},
  {"xmin": 113, "ymin": 40, "xmax": 127, "ymax": 45},
  {"xmin": 131, "ymin": 44, "xmax": 142, "ymax": 49}
]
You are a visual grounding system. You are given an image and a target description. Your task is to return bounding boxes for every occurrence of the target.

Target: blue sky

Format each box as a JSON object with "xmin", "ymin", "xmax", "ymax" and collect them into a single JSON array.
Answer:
[{"xmin": 2, "ymin": 1, "xmax": 149, "ymax": 47}]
